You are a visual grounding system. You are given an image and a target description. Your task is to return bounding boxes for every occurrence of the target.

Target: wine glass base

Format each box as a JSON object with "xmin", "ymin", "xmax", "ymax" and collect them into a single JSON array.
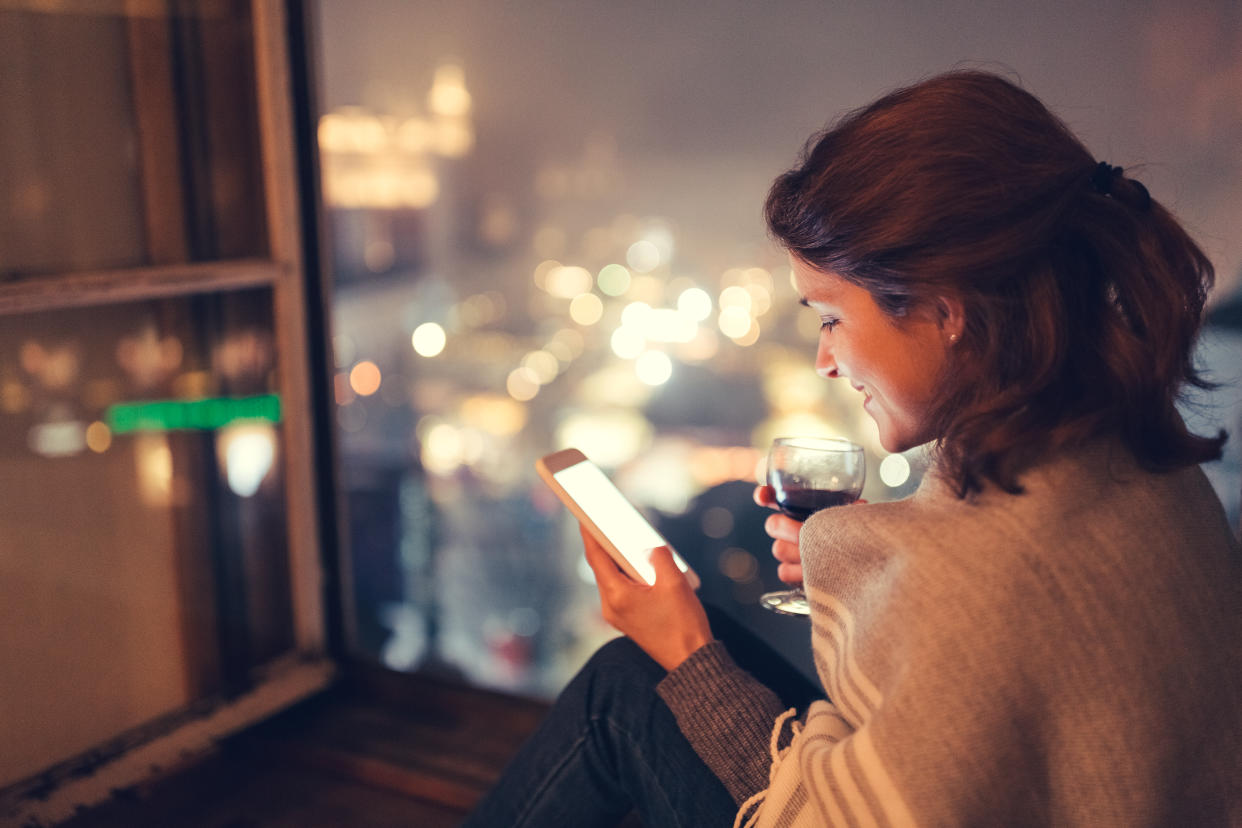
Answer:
[{"xmin": 759, "ymin": 589, "xmax": 811, "ymax": 616}]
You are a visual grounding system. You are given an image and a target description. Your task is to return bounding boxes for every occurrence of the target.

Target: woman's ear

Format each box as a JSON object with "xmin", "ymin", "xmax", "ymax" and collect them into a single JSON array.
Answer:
[{"xmin": 935, "ymin": 296, "xmax": 965, "ymax": 344}]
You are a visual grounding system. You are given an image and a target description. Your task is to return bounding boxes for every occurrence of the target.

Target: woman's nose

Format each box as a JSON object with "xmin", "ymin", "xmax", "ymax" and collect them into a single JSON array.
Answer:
[{"xmin": 815, "ymin": 337, "xmax": 838, "ymax": 379}]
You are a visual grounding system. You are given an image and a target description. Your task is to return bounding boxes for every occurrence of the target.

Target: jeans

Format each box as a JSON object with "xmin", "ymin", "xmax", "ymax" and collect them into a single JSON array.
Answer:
[{"xmin": 462, "ymin": 607, "xmax": 819, "ymax": 828}]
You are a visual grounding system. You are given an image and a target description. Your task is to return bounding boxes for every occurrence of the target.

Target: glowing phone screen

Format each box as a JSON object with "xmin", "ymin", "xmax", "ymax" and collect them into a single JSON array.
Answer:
[{"xmin": 553, "ymin": 460, "xmax": 688, "ymax": 584}]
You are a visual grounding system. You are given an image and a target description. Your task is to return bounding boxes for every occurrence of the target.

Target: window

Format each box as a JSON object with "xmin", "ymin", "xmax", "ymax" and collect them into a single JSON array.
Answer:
[
  {"xmin": 0, "ymin": 1, "xmax": 328, "ymax": 821},
  {"xmin": 315, "ymin": 1, "xmax": 1242, "ymax": 699},
  {"xmin": 0, "ymin": 289, "xmax": 293, "ymax": 787}
]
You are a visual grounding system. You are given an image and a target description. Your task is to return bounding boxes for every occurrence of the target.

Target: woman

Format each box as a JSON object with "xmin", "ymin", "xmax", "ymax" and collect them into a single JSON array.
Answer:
[{"xmin": 464, "ymin": 70, "xmax": 1242, "ymax": 827}]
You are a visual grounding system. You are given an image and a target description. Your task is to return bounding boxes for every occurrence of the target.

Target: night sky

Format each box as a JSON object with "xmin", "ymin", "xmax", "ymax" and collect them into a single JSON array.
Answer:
[{"xmin": 316, "ymin": 0, "xmax": 1242, "ymax": 296}]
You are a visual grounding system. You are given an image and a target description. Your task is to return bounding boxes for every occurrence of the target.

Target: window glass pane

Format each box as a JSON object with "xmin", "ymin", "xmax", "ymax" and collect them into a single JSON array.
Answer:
[
  {"xmin": 0, "ymin": 288, "xmax": 292, "ymax": 788},
  {"xmin": 315, "ymin": 1, "xmax": 1242, "ymax": 696},
  {"xmin": 0, "ymin": 0, "xmax": 267, "ymax": 279}
]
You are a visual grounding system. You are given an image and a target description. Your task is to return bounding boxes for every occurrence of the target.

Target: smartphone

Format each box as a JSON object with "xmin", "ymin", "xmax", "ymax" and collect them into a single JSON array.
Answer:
[{"xmin": 536, "ymin": 448, "xmax": 700, "ymax": 589}]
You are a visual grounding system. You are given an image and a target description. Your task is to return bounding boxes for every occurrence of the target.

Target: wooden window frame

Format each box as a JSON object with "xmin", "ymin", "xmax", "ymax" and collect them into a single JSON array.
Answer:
[{"xmin": 0, "ymin": 1, "xmax": 341, "ymax": 824}]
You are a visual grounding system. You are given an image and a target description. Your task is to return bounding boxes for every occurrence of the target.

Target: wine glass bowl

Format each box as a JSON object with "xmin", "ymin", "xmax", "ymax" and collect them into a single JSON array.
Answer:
[{"xmin": 760, "ymin": 437, "xmax": 865, "ymax": 615}]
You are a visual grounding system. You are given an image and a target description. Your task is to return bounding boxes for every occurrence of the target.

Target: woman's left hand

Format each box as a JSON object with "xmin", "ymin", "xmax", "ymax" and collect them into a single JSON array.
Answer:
[{"xmin": 580, "ymin": 524, "xmax": 713, "ymax": 672}]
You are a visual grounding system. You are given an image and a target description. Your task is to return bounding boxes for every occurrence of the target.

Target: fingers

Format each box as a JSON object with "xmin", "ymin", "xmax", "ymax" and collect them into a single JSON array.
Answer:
[
  {"xmin": 753, "ymin": 484, "xmax": 777, "ymax": 509},
  {"xmin": 649, "ymin": 545, "xmax": 688, "ymax": 590},
  {"xmin": 581, "ymin": 525, "xmax": 626, "ymax": 589},
  {"xmin": 770, "ymin": 537, "xmax": 800, "ymax": 565},
  {"xmin": 777, "ymin": 561, "xmax": 804, "ymax": 585},
  {"xmin": 768, "ymin": 525, "xmax": 804, "ymax": 585},
  {"xmin": 764, "ymin": 512, "xmax": 801, "ymax": 543}
]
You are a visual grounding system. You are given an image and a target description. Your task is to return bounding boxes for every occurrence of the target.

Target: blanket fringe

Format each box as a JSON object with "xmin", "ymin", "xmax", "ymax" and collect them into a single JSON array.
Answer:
[{"xmin": 733, "ymin": 708, "xmax": 803, "ymax": 828}]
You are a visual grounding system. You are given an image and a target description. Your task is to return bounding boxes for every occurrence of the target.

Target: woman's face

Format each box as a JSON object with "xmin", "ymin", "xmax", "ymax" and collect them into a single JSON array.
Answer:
[{"xmin": 791, "ymin": 257, "xmax": 956, "ymax": 453}]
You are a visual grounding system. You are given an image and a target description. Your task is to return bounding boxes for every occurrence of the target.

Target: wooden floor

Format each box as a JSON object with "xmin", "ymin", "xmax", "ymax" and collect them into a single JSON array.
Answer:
[{"xmin": 59, "ymin": 667, "xmax": 551, "ymax": 828}]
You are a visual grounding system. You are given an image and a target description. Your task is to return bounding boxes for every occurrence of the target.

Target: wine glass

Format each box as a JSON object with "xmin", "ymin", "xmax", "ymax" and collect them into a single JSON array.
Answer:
[{"xmin": 759, "ymin": 437, "xmax": 865, "ymax": 616}]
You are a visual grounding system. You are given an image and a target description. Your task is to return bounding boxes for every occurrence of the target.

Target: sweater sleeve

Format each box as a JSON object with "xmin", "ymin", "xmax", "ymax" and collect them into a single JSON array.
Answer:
[{"xmin": 656, "ymin": 640, "xmax": 792, "ymax": 804}]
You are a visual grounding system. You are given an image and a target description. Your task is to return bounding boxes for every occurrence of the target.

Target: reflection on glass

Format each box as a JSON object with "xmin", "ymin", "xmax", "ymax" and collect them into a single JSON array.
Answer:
[
  {"xmin": 0, "ymin": 1, "xmax": 266, "ymax": 279},
  {"xmin": 0, "ymin": 289, "xmax": 292, "ymax": 789}
]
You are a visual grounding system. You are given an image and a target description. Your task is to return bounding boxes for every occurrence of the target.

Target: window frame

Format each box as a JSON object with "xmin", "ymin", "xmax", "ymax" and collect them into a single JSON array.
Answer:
[{"xmin": 0, "ymin": 1, "xmax": 342, "ymax": 823}]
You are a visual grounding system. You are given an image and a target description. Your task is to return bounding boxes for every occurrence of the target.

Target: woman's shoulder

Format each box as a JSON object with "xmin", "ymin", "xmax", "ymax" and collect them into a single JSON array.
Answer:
[
  {"xmin": 896, "ymin": 438, "xmax": 1231, "ymax": 539},
  {"xmin": 802, "ymin": 439, "xmax": 1239, "ymax": 596}
]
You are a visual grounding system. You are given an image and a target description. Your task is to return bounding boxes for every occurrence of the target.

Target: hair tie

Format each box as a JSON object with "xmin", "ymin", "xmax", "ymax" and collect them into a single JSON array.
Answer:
[
  {"xmin": 1089, "ymin": 161, "xmax": 1152, "ymax": 211},
  {"xmin": 1090, "ymin": 161, "xmax": 1121, "ymax": 195}
]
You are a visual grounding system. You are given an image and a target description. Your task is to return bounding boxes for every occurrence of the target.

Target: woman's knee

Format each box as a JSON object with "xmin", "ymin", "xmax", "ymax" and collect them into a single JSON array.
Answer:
[
  {"xmin": 562, "ymin": 636, "xmax": 667, "ymax": 716},
  {"xmin": 584, "ymin": 636, "xmax": 664, "ymax": 685}
]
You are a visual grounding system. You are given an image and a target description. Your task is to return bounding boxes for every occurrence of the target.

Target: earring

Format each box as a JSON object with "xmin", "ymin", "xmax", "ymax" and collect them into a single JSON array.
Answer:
[{"xmin": 948, "ymin": 333, "xmax": 960, "ymax": 343}]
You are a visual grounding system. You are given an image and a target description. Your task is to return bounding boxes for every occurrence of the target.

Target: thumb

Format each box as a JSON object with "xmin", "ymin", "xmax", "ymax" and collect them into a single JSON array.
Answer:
[{"xmin": 648, "ymin": 545, "xmax": 685, "ymax": 585}]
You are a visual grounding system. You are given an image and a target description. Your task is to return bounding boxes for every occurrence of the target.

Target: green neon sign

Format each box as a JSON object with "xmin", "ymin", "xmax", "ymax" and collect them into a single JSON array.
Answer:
[{"xmin": 105, "ymin": 394, "xmax": 282, "ymax": 434}]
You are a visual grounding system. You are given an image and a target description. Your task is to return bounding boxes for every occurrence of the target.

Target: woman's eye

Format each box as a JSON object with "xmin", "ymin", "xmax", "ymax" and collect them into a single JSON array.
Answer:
[{"xmin": 819, "ymin": 318, "xmax": 839, "ymax": 332}]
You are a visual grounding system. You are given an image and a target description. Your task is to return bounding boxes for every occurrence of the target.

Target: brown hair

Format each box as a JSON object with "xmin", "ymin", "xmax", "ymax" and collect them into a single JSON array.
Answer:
[{"xmin": 765, "ymin": 70, "xmax": 1224, "ymax": 496}]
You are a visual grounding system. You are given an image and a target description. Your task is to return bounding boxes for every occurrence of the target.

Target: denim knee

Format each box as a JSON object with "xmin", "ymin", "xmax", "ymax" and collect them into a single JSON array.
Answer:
[
  {"xmin": 566, "ymin": 636, "xmax": 667, "ymax": 720},
  {"xmin": 586, "ymin": 636, "xmax": 662, "ymax": 676}
]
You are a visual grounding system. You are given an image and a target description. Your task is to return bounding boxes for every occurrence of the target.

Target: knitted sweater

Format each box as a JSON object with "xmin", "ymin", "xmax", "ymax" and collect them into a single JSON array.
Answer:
[{"xmin": 658, "ymin": 442, "xmax": 1242, "ymax": 826}]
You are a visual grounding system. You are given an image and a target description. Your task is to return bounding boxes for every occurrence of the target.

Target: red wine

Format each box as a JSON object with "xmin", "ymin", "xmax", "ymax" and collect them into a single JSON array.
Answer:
[{"xmin": 772, "ymin": 484, "xmax": 858, "ymax": 520}]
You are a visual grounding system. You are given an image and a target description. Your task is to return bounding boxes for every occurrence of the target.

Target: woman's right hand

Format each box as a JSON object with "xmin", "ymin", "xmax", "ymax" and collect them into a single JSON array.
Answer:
[{"xmin": 754, "ymin": 484, "xmax": 804, "ymax": 585}]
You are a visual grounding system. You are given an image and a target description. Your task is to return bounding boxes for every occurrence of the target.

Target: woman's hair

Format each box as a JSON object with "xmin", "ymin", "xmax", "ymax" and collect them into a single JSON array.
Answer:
[{"xmin": 765, "ymin": 69, "xmax": 1225, "ymax": 496}]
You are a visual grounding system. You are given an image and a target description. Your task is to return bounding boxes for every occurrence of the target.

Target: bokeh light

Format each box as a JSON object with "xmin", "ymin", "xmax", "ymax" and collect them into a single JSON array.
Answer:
[
  {"xmin": 350, "ymin": 360, "xmax": 382, "ymax": 396},
  {"xmin": 701, "ymin": 506, "xmax": 734, "ymax": 539},
  {"xmin": 217, "ymin": 423, "xmax": 277, "ymax": 498},
  {"xmin": 533, "ymin": 258, "xmax": 561, "ymax": 290},
  {"xmin": 460, "ymin": 395, "xmax": 528, "ymax": 436},
  {"xmin": 635, "ymin": 350, "xmax": 673, "ymax": 386},
  {"xmin": 719, "ymin": 548, "xmax": 759, "ymax": 582},
  {"xmin": 610, "ymin": 326, "xmax": 645, "ymax": 359},
  {"xmin": 506, "ymin": 367, "xmax": 540, "ymax": 401},
  {"xmin": 569, "ymin": 292, "xmax": 604, "ymax": 325},
  {"xmin": 597, "ymin": 263, "xmax": 631, "ymax": 296},
  {"xmin": 334, "ymin": 373, "xmax": 356, "ymax": 406},
  {"xmin": 546, "ymin": 265, "xmax": 593, "ymax": 298},
  {"xmin": 332, "ymin": 333, "xmax": 356, "ymax": 367},
  {"xmin": 364, "ymin": 240, "xmax": 395, "ymax": 272},
  {"xmin": 677, "ymin": 287, "xmax": 712, "ymax": 321},
  {"xmin": 621, "ymin": 301, "xmax": 651, "ymax": 328},
  {"xmin": 879, "ymin": 453, "xmax": 912, "ymax": 488},
  {"xmin": 628, "ymin": 274, "xmax": 664, "ymax": 303},
  {"xmin": 626, "ymin": 240, "xmax": 661, "ymax": 273},
  {"xmin": 719, "ymin": 285, "xmax": 753, "ymax": 312},
  {"xmin": 556, "ymin": 409, "xmax": 652, "ymax": 469},
  {"xmin": 85, "ymin": 421, "xmax": 112, "ymax": 453},
  {"xmin": 745, "ymin": 283, "xmax": 772, "ymax": 316},
  {"xmin": 521, "ymin": 350, "xmax": 560, "ymax": 384},
  {"xmin": 428, "ymin": 63, "xmax": 472, "ymax": 117},
  {"xmin": 412, "ymin": 322, "xmax": 447, "ymax": 357},
  {"xmin": 135, "ymin": 434, "xmax": 174, "ymax": 507},
  {"xmin": 645, "ymin": 308, "xmax": 696, "ymax": 343},
  {"xmin": 733, "ymin": 321, "xmax": 761, "ymax": 347},
  {"xmin": 718, "ymin": 307, "xmax": 752, "ymax": 339},
  {"xmin": 422, "ymin": 422, "xmax": 465, "ymax": 475}
]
